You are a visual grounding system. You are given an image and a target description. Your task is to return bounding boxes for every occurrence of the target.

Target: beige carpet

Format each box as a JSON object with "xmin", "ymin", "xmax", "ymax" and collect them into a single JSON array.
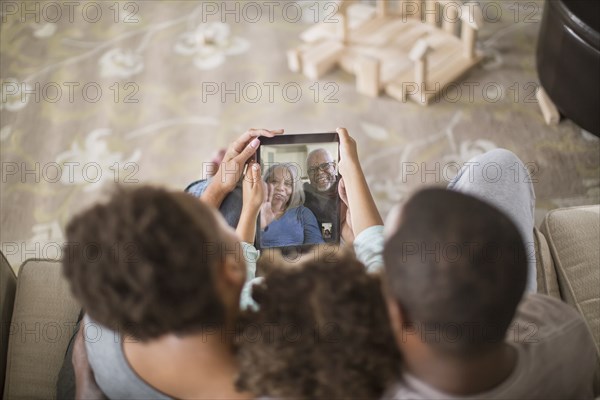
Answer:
[{"xmin": 1, "ymin": 0, "xmax": 599, "ymax": 273}]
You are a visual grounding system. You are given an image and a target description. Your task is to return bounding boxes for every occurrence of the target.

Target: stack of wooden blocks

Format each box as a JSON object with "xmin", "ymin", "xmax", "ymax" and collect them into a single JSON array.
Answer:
[{"xmin": 287, "ymin": 0, "xmax": 484, "ymax": 106}]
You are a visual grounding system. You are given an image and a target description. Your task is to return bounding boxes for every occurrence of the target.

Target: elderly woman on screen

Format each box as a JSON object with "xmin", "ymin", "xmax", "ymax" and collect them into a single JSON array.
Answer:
[{"xmin": 260, "ymin": 163, "xmax": 324, "ymax": 248}]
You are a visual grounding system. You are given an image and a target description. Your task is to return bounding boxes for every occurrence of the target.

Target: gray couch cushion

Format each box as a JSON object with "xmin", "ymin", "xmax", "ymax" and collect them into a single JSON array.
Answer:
[
  {"xmin": 0, "ymin": 252, "xmax": 17, "ymax": 396},
  {"xmin": 3, "ymin": 260, "xmax": 80, "ymax": 400}
]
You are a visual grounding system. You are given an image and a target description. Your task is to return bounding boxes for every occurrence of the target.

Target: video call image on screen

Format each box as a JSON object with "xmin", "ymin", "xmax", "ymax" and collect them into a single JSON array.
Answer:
[{"xmin": 258, "ymin": 142, "xmax": 340, "ymax": 249}]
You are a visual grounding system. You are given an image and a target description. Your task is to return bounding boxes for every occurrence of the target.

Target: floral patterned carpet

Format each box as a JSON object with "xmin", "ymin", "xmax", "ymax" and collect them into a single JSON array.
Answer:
[{"xmin": 1, "ymin": 0, "xmax": 599, "ymax": 272}]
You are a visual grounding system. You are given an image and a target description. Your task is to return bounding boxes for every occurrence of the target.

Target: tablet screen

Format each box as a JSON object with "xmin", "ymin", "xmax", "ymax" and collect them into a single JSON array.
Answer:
[{"xmin": 256, "ymin": 134, "xmax": 340, "ymax": 250}]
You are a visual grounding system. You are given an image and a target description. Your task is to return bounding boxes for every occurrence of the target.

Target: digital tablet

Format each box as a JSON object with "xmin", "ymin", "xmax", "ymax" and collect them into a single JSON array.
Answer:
[{"xmin": 255, "ymin": 133, "xmax": 340, "ymax": 253}]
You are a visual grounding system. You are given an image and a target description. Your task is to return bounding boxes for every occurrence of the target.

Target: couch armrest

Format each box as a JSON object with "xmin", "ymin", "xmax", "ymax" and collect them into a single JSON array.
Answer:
[
  {"xmin": 534, "ymin": 227, "xmax": 561, "ymax": 298},
  {"xmin": 3, "ymin": 260, "xmax": 80, "ymax": 400},
  {"xmin": 0, "ymin": 252, "xmax": 17, "ymax": 396},
  {"xmin": 540, "ymin": 205, "xmax": 600, "ymax": 358}
]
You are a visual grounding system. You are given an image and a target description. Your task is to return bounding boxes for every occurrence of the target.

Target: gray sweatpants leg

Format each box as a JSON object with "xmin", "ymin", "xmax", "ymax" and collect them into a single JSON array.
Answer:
[{"xmin": 447, "ymin": 149, "xmax": 537, "ymax": 293}]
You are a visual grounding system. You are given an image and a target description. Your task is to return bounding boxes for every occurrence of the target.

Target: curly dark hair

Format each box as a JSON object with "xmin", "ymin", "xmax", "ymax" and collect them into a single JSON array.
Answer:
[
  {"xmin": 236, "ymin": 247, "xmax": 401, "ymax": 399},
  {"xmin": 62, "ymin": 186, "xmax": 227, "ymax": 340}
]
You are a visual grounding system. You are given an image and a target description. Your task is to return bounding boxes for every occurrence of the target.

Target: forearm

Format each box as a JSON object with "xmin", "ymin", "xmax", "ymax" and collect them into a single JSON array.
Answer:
[
  {"xmin": 344, "ymin": 165, "xmax": 383, "ymax": 236},
  {"xmin": 236, "ymin": 208, "xmax": 259, "ymax": 243},
  {"xmin": 200, "ymin": 180, "xmax": 227, "ymax": 208}
]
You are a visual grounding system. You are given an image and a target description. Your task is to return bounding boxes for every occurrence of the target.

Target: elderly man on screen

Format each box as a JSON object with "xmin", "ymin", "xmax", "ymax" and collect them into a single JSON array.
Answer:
[{"xmin": 303, "ymin": 148, "xmax": 340, "ymax": 243}]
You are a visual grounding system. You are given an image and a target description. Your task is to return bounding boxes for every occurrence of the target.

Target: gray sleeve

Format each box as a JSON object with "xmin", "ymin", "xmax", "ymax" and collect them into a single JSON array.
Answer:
[
  {"xmin": 239, "ymin": 242, "xmax": 260, "ymax": 310},
  {"xmin": 353, "ymin": 225, "xmax": 385, "ymax": 273},
  {"xmin": 186, "ymin": 179, "xmax": 243, "ymax": 229},
  {"xmin": 83, "ymin": 315, "xmax": 171, "ymax": 400}
]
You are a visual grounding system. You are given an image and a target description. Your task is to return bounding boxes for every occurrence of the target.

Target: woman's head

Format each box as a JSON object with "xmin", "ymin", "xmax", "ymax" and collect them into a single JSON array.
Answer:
[
  {"xmin": 62, "ymin": 186, "xmax": 247, "ymax": 340},
  {"xmin": 236, "ymin": 247, "xmax": 401, "ymax": 399},
  {"xmin": 263, "ymin": 163, "xmax": 304, "ymax": 211}
]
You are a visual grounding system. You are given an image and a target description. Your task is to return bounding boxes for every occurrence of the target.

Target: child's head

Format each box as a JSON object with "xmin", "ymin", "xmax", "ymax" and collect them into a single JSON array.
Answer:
[
  {"xmin": 236, "ymin": 246, "xmax": 401, "ymax": 399},
  {"xmin": 62, "ymin": 186, "xmax": 248, "ymax": 340}
]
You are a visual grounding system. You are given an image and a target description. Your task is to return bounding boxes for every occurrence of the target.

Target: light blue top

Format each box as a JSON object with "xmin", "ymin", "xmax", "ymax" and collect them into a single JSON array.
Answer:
[{"xmin": 260, "ymin": 206, "xmax": 325, "ymax": 248}]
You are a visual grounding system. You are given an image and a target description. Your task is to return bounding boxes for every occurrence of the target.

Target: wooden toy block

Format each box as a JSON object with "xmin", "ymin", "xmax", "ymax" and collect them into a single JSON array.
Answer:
[
  {"xmin": 400, "ymin": 0, "xmax": 421, "ymax": 19},
  {"xmin": 425, "ymin": 31, "xmax": 451, "ymax": 48},
  {"xmin": 461, "ymin": 23, "xmax": 476, "ymax": 59},
  {"xmin": 424, "ymin": 39, "xmax": 462, "ymax": 69},
  {"xmin": 536, "ymin": 87, "xmax": 560, "ymax": 125},
  {"xmin": 361, "ymin": 19, "xmax": 411, "ymax": 47},
  {"xmin": 379, "ymin": 54, "xmax": 412, "ymax": 84},
  {"xmin": 337, "ymin": 14, "xmax": 349, "ymax": 43},
  {"xmin": 301, "ymin": 40, "xmax": 345, "ymax": 80},
  {"xmin": 409, "ymin": 40, "xmax": 432, "ymax": 85},
  {"xmin": 377, "ymin": 0, "xmax": 389, "ymax": 18},
  {"xmin": 460, "ymin": 3, "xmax": 482, "ymax": 59},
  {"xmin": 287, "ymin": 43, "xmax": 312, "ymax": 72},
  {"xmin": 349, "ymin": 17, "xmax": 391, "ymax": 45},
  {"xmin": 424, "ymin": 0, "xmax": 439, "ymax": 26},
  {"xmin": 391, "ymin": 22, "xmax": 432, "ymax": 51},
  {"xmin": 287, "ymin": 48, "xmax": 302, "ymax": 73},
  {"xmin": 356, "ymin": 56, "xmax": 381, "ymax": 97},
  {"xmin": 331, "ymin": 0, "xmax": 356, "ymax": 43},
  {"xmin": 384, "ymin": 81, "xmax": 408, "ymax": 102},
  {"xmin": 393, "ymin": 0, "xmax": 404, "ymax": 16},
  {"xmin": 301, "ymin": 2, "xmax": 375, "ymax": 44},
  {"xmin": 336, "ymin": 0, "xmax": 360, "ymax": 15},
  {"xmin": 346, "ymin": 3, "xmax": 377, "ymax": 28},
  {"xmin": 430, "ymin": 50, "xmax": 483, "ymax": 84},
  {"xmin": 384, "ymin": 65, "xmax": 415, "ymax": 97},
  {"xmin": 339, "ymin": 46, "xmax": 411, "ymax": 84},
  {"xmin": 300, "ymin": 23, "xmax": 337, "ymax": 43},
  {"xmin": 442, "ymin": 2, "xmax": 460, "ymax": 34}
]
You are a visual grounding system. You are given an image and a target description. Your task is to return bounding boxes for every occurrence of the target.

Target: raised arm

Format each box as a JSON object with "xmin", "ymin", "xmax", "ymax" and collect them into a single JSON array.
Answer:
[
  {"xmin": 336, "ymin": 127, "xmax": 383, "ymax": 236},
  {"xmin": 236, "ymin": 163, "xmax": 264, "ymax": 243}
]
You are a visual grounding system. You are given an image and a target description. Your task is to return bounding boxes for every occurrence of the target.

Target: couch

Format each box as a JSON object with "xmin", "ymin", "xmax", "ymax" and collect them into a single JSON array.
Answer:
[{"xmin": 1, "ymin": 205, "xmax": 599, "ymax": 399}]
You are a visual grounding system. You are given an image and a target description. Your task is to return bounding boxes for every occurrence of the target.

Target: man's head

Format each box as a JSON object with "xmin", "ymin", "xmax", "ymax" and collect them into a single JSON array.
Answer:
[
  {"xmin": 62, "ymin": 186, "xmax": 247, "ymax": 340},
  {"xmin": 306, "ymin": 149, "xmax": 336, "ymax": 192},
  {"xmin": 383, "ymin": 188, "xmax": 527, "ymax": 356}
]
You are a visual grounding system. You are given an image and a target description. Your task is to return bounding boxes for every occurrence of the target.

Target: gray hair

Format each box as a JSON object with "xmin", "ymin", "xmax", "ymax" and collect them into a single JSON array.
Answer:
[
  {"xmin": 306, "ymin": 148, "xmax": 334, "ymax": 171},
  {"xmin": 262, "ymin": 163, "xmax": 305, "ymax": 211}
]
